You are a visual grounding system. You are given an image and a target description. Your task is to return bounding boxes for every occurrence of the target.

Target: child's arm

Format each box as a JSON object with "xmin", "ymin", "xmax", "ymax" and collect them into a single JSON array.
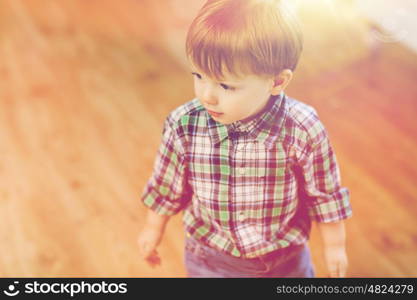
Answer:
[
  {"xmin": 316, "ymin": 220, "xmax": 348, "ymax": 277},
  {"xmin": 294, "ymin": 109, "xmax": 352, "ymax": 277},
  {"xmin": 138, "ymin": 115, "xmax": 191, "ymax": 267},
  {"xmin": 137, "ymin": 209, "xmax": 170, "ymax": 267}
]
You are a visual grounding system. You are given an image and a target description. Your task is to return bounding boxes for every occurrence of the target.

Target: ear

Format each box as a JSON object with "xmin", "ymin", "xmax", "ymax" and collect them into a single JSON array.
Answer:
[{"xmin": 270, "ymin": 69, "xmax": 293, "ymax": 95}]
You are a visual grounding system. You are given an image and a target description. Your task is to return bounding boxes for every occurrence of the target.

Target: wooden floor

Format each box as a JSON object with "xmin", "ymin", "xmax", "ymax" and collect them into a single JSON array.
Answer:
[{"xmin": 0, "ymin": 0, "xmax": 416, "ymax": 277}]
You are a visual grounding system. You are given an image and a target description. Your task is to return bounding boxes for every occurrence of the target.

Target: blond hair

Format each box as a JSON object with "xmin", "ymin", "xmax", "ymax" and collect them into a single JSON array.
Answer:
[{"xmin": 186, "ymin": 0, "xmax": 303, "ymax": 80}]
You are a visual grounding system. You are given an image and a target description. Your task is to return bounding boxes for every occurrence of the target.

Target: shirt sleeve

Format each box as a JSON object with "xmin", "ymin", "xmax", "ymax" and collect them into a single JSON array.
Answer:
[
  {"xmin": 297, "ymin": 118, "xmax": 353, "ymax": 223},
  {"xmin": 140, "ymin": 116, "xmax": 192, "ymax": 216}
]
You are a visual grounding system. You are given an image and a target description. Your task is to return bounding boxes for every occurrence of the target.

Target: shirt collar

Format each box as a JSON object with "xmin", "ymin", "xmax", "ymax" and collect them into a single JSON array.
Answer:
[{"xmin": 206, "ymin": 93, "xmax": 287, "ymax": 149}]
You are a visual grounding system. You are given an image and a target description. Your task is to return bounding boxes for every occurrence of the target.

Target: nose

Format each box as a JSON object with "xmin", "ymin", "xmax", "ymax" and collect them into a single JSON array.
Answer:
[{"xmin": 201, "ymin": 86, "xmax": 218, "ymax": 106}]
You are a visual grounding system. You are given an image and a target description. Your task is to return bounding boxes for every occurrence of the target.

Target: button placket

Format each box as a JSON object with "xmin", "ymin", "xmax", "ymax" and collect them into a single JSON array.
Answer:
[
  {"xmin": 255, "ymin": 142, "xmax": 267, "ymax": 194},
  {"xmin": 232, "ymin": 133, "xmax": 246, "ymax": 177},
  {"xmin": 238, "ymin": 137, "xmax": 253, "ymax": 179},
  {"xmin": 258, "ymin": 172, "xmax": 266, "ymax": 193},
  {"xmin": 238, "ymin": 167, "xmax": 246, "ymax": 175}
]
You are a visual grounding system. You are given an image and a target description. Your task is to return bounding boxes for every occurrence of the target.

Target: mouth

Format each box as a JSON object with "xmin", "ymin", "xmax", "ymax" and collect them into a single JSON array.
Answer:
[{"xmin": 207, "ymin": 109, "xmax": 224, "ymax": 117}]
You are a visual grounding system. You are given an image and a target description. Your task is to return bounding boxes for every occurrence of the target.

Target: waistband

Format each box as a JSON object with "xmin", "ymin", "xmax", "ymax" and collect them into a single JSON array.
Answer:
[{"xmin": 185, "ymin": 233, "xmax": 305, "ymax": 261}]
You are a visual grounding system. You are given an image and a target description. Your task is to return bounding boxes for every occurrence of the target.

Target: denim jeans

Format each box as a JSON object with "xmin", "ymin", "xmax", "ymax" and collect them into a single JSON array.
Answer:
[{"xmin": 184, "ymin": 236, "xmax": 315, "ymax": 278}]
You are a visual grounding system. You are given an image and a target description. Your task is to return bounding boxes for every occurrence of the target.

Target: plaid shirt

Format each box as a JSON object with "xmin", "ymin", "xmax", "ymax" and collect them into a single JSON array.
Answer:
[{"xmin": 141, "ymin": 94, "xmax": 352, "ymax": 258}]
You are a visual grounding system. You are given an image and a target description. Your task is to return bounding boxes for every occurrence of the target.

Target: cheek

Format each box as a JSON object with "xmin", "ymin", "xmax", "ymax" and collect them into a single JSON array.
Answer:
[
  {"xmin": 228, "ymin": 92, "xmax": 264, "ymax": 117},
  {"xmin": 193, "ymin": 80, "xmax": 200, "ymax": 95},
  {"xmin": 223, "ymin": 94, "xmax": 248, "ymax": 113}
]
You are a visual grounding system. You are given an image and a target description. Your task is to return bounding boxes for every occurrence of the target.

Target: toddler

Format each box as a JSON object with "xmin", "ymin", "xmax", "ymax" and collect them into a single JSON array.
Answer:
[{"xmin": 138, "ymin": 0, "xmax": 352, "ymax": 277}]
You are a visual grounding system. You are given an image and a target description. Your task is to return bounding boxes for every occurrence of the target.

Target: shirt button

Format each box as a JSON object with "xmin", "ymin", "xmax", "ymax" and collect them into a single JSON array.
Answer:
[
  {"xmin": 238, "ymin": 167, "xmax": 246, "ymax": 175},
  {"xmin": 238, "ymin": 212, "xmax": 247, "ymax": 221}
]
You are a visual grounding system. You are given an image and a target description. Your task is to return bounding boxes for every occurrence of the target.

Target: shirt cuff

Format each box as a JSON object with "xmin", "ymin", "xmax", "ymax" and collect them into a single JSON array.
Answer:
[
  {"xmin": 308, "ymin": 187, "xmax": 353, "ymax": 223},
  {"xmin": 142, "ymin": 190, "xmax": 183, "ymax": 216}
]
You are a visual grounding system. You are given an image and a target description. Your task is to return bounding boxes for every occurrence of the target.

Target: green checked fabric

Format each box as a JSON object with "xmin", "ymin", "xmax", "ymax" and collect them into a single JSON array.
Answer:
[{"xmin": 141, "ymin": 93, "xmax": 352, "ymax": 258}]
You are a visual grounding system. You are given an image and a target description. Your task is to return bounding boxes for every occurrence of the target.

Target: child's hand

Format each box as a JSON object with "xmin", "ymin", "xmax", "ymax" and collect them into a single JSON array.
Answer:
[
  {"xmin": 323, "ymin": 245, "xmax": 348, "ymax": 277},
  {"xmin": 137, "ymin": 227, "xmax": 163, "ymax": 268}
]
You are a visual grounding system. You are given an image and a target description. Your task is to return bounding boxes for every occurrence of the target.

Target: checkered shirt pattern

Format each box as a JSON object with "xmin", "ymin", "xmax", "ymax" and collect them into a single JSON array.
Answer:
[{"xmin": 141, "ymin": 94, "xmax": 352, "ymax": 258}]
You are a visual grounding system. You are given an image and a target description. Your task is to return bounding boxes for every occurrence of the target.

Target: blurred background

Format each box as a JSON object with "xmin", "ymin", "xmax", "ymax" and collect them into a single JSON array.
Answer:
[{"xmin": 0, "ymin": 0, "xmax": 416, "ymax": 277}]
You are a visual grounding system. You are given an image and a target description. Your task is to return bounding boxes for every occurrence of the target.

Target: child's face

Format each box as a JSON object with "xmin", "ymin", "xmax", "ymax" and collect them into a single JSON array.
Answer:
[{"xmin": 190, "ymin": 65, "xmax": 275, "ymax": 125}]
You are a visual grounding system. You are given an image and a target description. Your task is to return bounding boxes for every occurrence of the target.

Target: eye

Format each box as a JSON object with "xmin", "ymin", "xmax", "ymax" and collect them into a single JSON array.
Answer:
[
  {"xmin": 191, "ymin": 72, "xmax": 202, "ymax": 80},
  {"xmin": 220, "ymin": 83, "xmax": 235, "ymax": 91}
]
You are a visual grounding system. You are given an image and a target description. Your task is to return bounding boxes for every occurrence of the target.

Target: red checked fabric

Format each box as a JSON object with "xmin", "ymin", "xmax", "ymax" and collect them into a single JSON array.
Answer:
[{"xmin": 141, "ymin": 94, "xmax": 352, "ymax": 258}]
